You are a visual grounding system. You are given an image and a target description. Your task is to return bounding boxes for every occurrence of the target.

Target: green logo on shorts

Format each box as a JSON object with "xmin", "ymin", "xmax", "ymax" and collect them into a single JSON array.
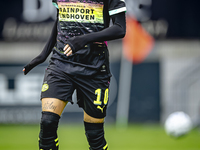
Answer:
[{"xmin": 42, "ymin": 83, "xmax": 49, "ymax": 92}]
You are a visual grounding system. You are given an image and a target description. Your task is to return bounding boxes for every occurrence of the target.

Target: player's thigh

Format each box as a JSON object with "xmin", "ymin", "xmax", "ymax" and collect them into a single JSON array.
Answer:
[
  {"xmin": 42, "ymin": 98, "xmax": 68, "ymax": 116},
  {"xmin": 84, "ymin": 111, "xmax": 104, "ymax": 123}
]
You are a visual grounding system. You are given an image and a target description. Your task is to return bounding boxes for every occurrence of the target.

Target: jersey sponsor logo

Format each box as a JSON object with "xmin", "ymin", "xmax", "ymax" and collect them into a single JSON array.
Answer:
[
  {"xmin": 41, "ymin": 83, "xmax": 49, "ymax": 92},
  {"xmin": 57, "ymin": 2, "xmax": 104, "ymax": 23}
]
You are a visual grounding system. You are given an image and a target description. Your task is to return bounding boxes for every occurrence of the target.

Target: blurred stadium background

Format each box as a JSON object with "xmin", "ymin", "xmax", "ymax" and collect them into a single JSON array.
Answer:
[{"xmin": 0, "ymin": 0, "xmax": 200, "ymax": 149}]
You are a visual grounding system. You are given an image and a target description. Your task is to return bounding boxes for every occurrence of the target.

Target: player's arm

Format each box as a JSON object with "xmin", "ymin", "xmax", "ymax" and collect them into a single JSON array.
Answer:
[
  {"xmin": 23, "ymin": 18, "xmax": 58, "ymax": 75},
  {"xmin": 64, "ymin": 12, "xmax": 126, "ymax": 55}
]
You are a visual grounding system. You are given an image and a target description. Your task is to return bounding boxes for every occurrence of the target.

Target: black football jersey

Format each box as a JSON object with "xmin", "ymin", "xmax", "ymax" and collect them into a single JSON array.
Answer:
[{"xmin": 51, "ymin": 0, "xmax": 126, "ymax": 77}]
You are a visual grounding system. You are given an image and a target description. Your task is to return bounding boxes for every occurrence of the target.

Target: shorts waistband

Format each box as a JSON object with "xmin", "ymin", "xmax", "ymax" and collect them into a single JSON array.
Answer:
[
  {"xmin": 93, "ymin": 42, "xmax": 105, "ymax": 44},
  {"xmin": 91, "ymin": 42, "xmax": 107, "ymax": 47}
]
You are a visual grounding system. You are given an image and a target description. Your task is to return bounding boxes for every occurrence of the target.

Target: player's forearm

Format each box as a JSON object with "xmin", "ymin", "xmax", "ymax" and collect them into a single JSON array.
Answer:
[
  {"xmin": 86, "ymin": 24, "xmax": 125, "ymax": 43},
  {"xmin": 85, "ymin": 12, "xmax": 126, "ymax": 42},
  {"xmin": 66, "ymin": 12, "xmax": 126, "ymax": 53}
]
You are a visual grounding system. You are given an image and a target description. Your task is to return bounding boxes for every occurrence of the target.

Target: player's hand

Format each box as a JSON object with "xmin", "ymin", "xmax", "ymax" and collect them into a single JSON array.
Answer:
[
  {"xmin": 22, "ymin": 68, "xmax": 27, "ymax": 75},
  {"xmin": 63, "ymin": 44, "xmax": 73, "ymax": 56},
  {"xmin": 23, "ymin": 64, "xmax": 32, "ymax": 75},
  {"xmin": 22, "ymin": 67, "xmax": 27, "ymax": 75}
]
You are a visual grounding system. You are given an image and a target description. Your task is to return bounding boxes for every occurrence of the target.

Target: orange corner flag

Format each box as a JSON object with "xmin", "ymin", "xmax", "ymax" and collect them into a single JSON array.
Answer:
[{"xmin": 123, "ymin": 16, "xmax": 154, "ymax": 64}]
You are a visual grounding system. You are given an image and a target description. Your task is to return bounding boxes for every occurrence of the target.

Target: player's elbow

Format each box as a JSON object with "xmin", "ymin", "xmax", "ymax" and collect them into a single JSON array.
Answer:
[
  {"xmin": 120, "ymin": 28, "xmax": 126, "ymax": 38},
  {"xmin": 116, "ymin": 23, "xmax": 126, "ymax": 38},
  {"xmin": 118, "ymin": 27, "xmax": 126, "ymax": 39}
]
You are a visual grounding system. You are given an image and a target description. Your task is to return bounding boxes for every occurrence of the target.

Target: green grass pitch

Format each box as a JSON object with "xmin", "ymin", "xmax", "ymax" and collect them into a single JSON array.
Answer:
[{"xmin": 0, "ymin": 124, "xmax": 199, "ymax": 150}]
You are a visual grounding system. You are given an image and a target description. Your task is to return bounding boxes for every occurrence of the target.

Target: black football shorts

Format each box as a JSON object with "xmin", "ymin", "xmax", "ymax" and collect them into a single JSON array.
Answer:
[{"xmin": 41, "ymin": 68, "xmax": 110, "ymax": 118}]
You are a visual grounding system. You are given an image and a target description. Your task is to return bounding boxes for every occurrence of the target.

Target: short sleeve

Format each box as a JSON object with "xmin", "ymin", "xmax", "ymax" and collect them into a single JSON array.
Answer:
[
  {"xmin": 52, "ymin": 0, "xmax": 59, "ymax": 9},
  {"xmin": 108, "ymin": 0, "xmax": 126, "ymax": 16}
]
